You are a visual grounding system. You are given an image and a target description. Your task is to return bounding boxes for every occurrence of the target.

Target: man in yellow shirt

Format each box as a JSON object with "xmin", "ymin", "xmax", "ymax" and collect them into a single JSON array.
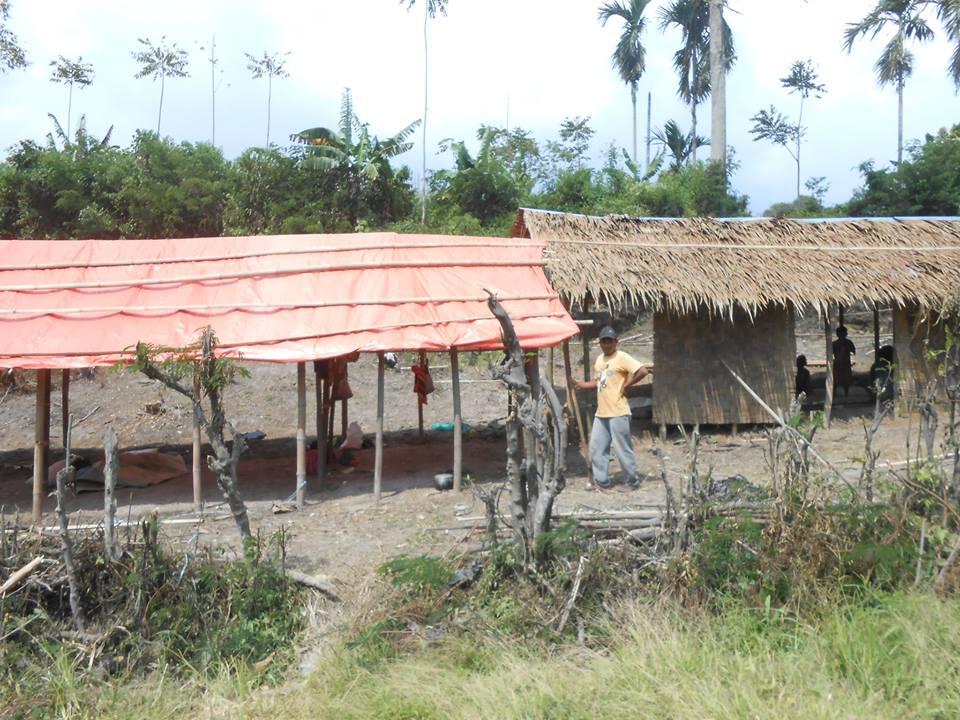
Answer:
[{"xmin": 575, "ymin": 326, "xmax": 648, "ymax": 488}]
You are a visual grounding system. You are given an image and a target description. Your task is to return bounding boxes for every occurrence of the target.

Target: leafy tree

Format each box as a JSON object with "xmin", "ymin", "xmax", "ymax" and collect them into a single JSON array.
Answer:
[
  {"xmin": 750, "ymin": 60, "xmax": 826, "ymax": 200},
  {"xmin": 598, "ymin": 0, "xmax": 651, "ymax": 167},
  {"xmin": 49, "ymin": 55, "xmax": 94, "ymax": 139},
  {"xmin": 245, "ymin": 50, "xmax": 290, "ymax": 147},
  {"xmin": 292, "ymin": 88, "xmax": 420, "ymax": 229},
  {"xmin": 477, "ymin": 124, "xmax": 542, "ymax": 198},
  {"xmin": 843, "ymin": 0, "xmax": 935, "ymax": 166},
  {"xmin": 653, "ymin": 119, "xmax": 709, "ymax": 171},
  {"xmin": 659, "ymin": 0, "xmax": 734, "ymax": 164},
  {"xmin": 934, "ymin": 0, "xmax": 960, "ymax": 88},
  {"xmin": 132, "ymin": 36, "xmax": 190, "ymax": 135},
  {"xmin": 0, "ymin": 0, "xmax": 26, "ymax": 72},
  {"xmin": 400, "ymin": 0, "xmax": 448, "ymax": 224},
  {"xmin": 431, "ymin": 130, "xmax": 520, "ymax": 226},
  {"xmin": 846, "ymin": 123, "xmax": 960, "ymax": 216}
]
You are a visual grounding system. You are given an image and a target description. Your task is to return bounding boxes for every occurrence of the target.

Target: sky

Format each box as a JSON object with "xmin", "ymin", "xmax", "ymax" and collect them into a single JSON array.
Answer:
[{"xmin": 1, "ymin": 0, "xmax": 958, "ymax": 216}]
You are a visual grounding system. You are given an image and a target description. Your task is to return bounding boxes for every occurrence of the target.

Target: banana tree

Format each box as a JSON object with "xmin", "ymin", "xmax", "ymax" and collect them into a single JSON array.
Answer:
[{"xmin": 292, "ymin": 88, "xmax": 420, "ymax": 228}]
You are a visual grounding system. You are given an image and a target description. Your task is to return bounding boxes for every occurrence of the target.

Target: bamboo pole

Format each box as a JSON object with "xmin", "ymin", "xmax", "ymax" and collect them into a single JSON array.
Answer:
[
  {"xmin": 375, "ymin": 353, "xmax": 385, "ymax": 503},
  {"xmin": 0, "ymin": 260, "xmax": 549, "ymax": 293},
  {"xmin": 824, "ymin": 308, "xmax": 835, "ymax": 428},
  {"xmin": 451, "ymin": 349, "xmax": 463, "ymax": 492},
  {"xmin": 32, "ymin": 369, "xmax": 51, "ymax": 524},
  {"xmin": 0, "ymin": 239, "xmax": 549, "ymax": 273},
  {"xmin": 4, "ymin": 293, "xmax": 562, "ymax": 318},
  {"xmin": 873, "ymin": 305, "xmax": 881, "ymax": 358},
  {"xmin": 563, "ymin": 341, "xmax": 591, "ymax": 482},
  {"xmin": 316, "ymin": 362, "xmax": 328, "ymax": 484},
  {"xmin": 192, "ymin": 367, "xmax": 202, "ymax": 512},
  {"xmin": 296, "ymin": 362, "xmax": 306, "ymax": 510},
  {"xmin": 60, "ymin": 369, "xmax": 69, "ymax": 447}
]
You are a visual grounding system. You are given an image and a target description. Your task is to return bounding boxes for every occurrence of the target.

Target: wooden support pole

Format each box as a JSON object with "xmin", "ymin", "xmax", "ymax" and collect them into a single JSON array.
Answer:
[
  {"xmin": 731, "ymin": 423, "xmax": 738, "ymax": 439},
  {"xmin": 315, "ymin": 361, "xmax": 327, "ymax": 484},
  {"xmin": 546, "ymin": 347, "xmax": 555, "ymax": 387},
  {"xmin": 60, "ymin": 369, "xmax": 69, "ymax": 448},
  {"xmin": 451, "ymin": 349, "xmax": 463, "ymax": 492},
  {"xmin": 873, "ymin": 305, "xmax": 881, "ymax": 358},
  {"xmin": 563, "ymin": 341, "xmax": 591, "ymax": 482},
  {"xmin": 581, "ymin": 333, "xmax": 590, "ymax": 383},
  {"xmin": 296, "ymin": 362, "xmax": 306, "ymax": 510},
  {"xmin": 824, "ymin": 307, "xmax": 835, "ymax": 428},
  {"xmin": 32, "ymin": 369, "xmax": 51, "ymax": 524},
  {"xmin": 192, "ymin": 367, "xmax": 202, "ymax": 512},
  {"xmin": 838, "ymin": 304, "xmax": 845, "ymax": 327},
  {"xmin": 375, "ymin": 353, "xmax": 385, "ymax": 503},
  {"xmin": 659, "ymin": 423, "xmax": 667, "ymax": 442},
  {"xmin": 341, "ymin": 398, "xmax": 348, "ymax": 439}
]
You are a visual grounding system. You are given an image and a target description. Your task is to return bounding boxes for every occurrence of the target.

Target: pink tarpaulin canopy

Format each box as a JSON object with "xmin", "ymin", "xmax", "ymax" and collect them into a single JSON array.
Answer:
[{"xmin": 0, "ymin": 233, "xmax": 579, "ymax": 369}]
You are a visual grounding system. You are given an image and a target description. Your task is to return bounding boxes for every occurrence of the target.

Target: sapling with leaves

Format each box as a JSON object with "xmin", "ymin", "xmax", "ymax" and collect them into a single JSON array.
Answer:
[
  {"xmin": 749, "ymin": 59, "xmax": 826, "ymax": 200},
  {"xmin": 130, "ymin": 326, "xmax": 252, "ymax": 541},
  {"xmin": 245, "ymin": 50, "xmax": 290, "ymax": 146},
  {"xmin": 0, "ymin": 0, "xmax": 27, "ymax": 73},
  {"xmin": 49, "ymin": 55, "xmax": 94, "ymax": 139},
  {"xmin": 132, "ymin": 36, "xmax": 190, "ymax": 135}
]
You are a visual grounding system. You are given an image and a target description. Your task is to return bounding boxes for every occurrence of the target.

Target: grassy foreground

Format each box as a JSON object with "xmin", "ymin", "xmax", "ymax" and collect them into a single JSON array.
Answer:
[{"xmin": 49, "ymin": 590, "xmax": 960, "ymax": 720}]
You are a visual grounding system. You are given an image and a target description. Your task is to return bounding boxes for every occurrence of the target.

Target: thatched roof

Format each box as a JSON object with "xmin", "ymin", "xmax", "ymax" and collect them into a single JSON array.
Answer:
[{"xmin": 514, "ymin": 209, "xmax": 960, "ymax": 314}]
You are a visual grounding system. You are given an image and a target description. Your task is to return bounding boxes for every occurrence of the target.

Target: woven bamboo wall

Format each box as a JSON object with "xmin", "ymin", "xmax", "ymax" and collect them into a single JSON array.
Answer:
[
  {"xmin": 893, "ymin": 303, "xmax": 946, "ymax": 404},
  {"xmin": 653, "ymin": 306, "xmax": 795, "ymax": 425}
]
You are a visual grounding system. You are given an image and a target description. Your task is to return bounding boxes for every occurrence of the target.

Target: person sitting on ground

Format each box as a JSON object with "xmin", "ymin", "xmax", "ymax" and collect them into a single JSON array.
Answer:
[
  {"xmin": 795, "ymin": 354, "xmax": 812, "ymax": 398},
  {"xmin": 574, "ymin": 325, "xmax": 649, "ymax": 489},
  {"xmin": 868, "ymin": 344, "xmax": 895, "ymax": 402},
  {"xmin": 832, "ymin": 326, "xmax": 856, "ymax": 397}
]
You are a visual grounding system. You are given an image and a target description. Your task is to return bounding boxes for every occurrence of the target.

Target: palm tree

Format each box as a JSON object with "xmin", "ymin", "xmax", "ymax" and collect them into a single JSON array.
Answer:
[
  {"xmin": 132, "ymin": 36, "xmax": 190, "ymax": 135},
  {"xmin": 49, "ymin": 56, "xmax": 94, "ymax": 139},
  {"xmin": 245, "ymin": 50, "xmax": 290, "ymax": 147},
  {"xmin": 843, "ymin": 1, "xmax": 935, "ymax": 166},
  {"xmin": 598, "ymin": 0, "xmax": 651, "ymax": 169},
  {"xmin": 292, "ymin": 88, "xmax": 420, "ymax": 228},
  {"xmin": 659, "ymin": 0, "xmax": 734, "ymax": 165},
  {"xmin": 653, "ymin": 119, "xmax": 709, "ymax": 171},
  {"xmin": 401, "ymin": 0, "xmax": 448, "ymax": 224},
  {"xmin": 935, "ymin": 0, "xmax": 960, "ymax": 87}
]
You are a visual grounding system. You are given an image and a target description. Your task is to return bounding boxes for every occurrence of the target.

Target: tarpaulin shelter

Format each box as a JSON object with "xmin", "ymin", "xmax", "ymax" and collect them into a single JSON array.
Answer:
[{"xmin": 0, "ymin": 233, "xmax": 578, "ymax": 521}]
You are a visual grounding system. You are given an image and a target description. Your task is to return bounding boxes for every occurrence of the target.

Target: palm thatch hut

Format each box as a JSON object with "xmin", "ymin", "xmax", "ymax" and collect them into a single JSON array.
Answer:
[{"xmin": 514, "ymin": 209, "xmax": 960, "ymax": 426}]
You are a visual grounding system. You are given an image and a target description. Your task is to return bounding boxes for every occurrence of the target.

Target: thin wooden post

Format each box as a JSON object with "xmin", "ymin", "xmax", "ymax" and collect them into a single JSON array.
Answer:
[
  {"xmin": 873, "ymin": 305, "xmax": 881, "ymax": 358},
  {"xmin": 315, "ymin": 361, "xmax": 327, "ymax": 484},
  {"xmin": 731, "ymin": 423, "xmax": 738, "ymax": 439},
  {"xmin": 60, "ymin": 369, "xmax": 69, "ymax": 448},
  {"xmin": 563, "ymin": 341, "xmax": 591, "ymax": 482},
  {"xmin": 341, "ymin": 398, "xmax": 348, "ymax": 439},
  {"xmin": 581, "ymin": 334, "xmax": 590, "ymax": 383},
  {"xmin": 375, "ymin": 353, "xmax": 385, "ymax": 503},
  {"xmin": 546, "ymin": 347, "xmax": 555, "ymax": 387},
  {"xmin": 32, "ymin": 369, "xmax": 51, "ymax": 524},
  {"xmin": 296, "ymin": 362, "xmax": 306, "ymax": 510},
  {"xmin": 192, "ymin": 366, "xmax": 202, "ymax": 512},
  {"xmin": 451, "ymin": 349, "xmax": 463, "ymax": 492},
  {"xmin": 824, "ymin": 307, "xmax": 835, "ymax": 428},
  {"xmin": 838, "ymin": 304, "xmax": 845, "ymax": 327},
  {"xmin": 417, "ymin": 352, "xmax": 426, "ymax": 441},
  {"xmin": 659, "ymin": 423, "xmax": 667, "ymax": 442}
]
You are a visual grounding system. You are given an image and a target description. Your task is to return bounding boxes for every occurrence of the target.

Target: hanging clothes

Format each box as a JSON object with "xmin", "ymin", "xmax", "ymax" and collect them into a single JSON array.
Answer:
[{"xmin": 411, "ymin": 351, "xmax": 434, "ymax": 405}]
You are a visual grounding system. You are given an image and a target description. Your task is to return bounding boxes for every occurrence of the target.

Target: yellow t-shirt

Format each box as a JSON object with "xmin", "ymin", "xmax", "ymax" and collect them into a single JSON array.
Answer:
[{"xmin": 594, "ymin": 350, "xmax": 643, "ymax": 418}]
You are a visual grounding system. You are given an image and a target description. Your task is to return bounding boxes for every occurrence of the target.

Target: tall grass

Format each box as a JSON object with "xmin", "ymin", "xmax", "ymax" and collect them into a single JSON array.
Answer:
[{"xmin": 229, "ymin": 591, "xmax": 958, "ymax": 720}]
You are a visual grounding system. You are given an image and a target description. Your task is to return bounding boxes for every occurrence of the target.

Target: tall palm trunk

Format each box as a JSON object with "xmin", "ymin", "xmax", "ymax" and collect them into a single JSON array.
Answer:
[
  {"xmin": 420, "ymin": 4, "xmax": 429, "ymax": 225},
  {"xmin": 631, "ymin": 85, "xmax": 638, "ymax": 164},
  {"xmin": 709, "ymin": 0, "xmax": 726, "ymax": 169},
  {"xmin": 66, "ymin": 83, "xmax": 73, "ymax": 140},
  {"xmin": 897, "ymin": 73, "xmax": 904, "ymax": 166},
  {"xmin": 157, "ymin": 73, "xmax": 165, "ymax": 135},
  {"xmin": 690, "ymin": 102, "xmax": 698, "ymax": 164},
  {"xmin": 267, "ymin": 74, "xmax": 273, "ymax": 146}
]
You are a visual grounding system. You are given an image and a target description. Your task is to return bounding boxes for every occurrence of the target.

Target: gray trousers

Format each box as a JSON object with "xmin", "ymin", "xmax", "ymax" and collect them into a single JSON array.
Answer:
[{"xmin": 590, "ymin": 415, "xmax": 638, "ymax": 486}]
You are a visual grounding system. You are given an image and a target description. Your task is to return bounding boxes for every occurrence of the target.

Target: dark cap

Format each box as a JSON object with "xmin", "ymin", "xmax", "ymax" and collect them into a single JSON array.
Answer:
[{"xmin": 598, "ymin": 326, "xmax": 618, "ymax": 340}]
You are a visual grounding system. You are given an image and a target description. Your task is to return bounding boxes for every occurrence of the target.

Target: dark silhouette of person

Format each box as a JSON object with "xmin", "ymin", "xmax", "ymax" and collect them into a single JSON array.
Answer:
[
  {"xmin": 868, "ymin": 345, "xmax": 895, "ymax": 402},
  {"xmin": 832, "ymin": 326, "xmax": 856, "ymax": 397},
  {"xmin": 795, "ymin": 354, "xmax": 812, "ymax": 398}
]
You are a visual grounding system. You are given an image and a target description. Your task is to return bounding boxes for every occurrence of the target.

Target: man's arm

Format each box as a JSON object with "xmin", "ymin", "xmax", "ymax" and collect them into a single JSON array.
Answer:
[
  {"xmin": 575, "ymin": 379, "xmax": 597, "ymax": 391},
  {"xmin": 620, "ymin": 366, "xmax": 648, "ymax": 396}
]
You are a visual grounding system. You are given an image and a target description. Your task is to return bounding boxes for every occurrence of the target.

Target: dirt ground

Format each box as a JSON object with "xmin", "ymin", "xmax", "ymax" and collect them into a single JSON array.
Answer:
[{"xmin": 0, "ymin": 311, "xmax": 948, "ymax": 589}]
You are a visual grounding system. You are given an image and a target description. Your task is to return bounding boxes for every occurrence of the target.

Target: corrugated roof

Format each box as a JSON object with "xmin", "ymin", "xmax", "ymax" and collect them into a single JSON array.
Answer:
[
  {"xmin": 0, "ymin": 232, "xmax": 578, "ymax": 369},
  {"xmin": 515, "ymin": 209, "xmax": 960, "ymax": 313}
]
